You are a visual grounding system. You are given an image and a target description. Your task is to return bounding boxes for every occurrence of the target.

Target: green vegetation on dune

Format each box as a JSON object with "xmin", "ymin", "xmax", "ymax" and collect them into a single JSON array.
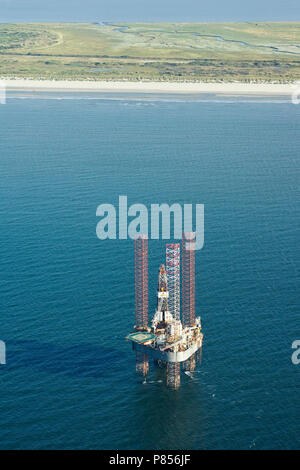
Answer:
[{"xmin": 0, "ymin": 22, "xmax": 299, "ymax": 82}]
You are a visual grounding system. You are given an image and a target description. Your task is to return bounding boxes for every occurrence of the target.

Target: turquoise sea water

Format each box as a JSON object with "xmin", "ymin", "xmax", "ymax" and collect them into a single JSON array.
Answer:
[{"xmin": 0, "ymin": 93, "xmax": 299, "ymax": 449}]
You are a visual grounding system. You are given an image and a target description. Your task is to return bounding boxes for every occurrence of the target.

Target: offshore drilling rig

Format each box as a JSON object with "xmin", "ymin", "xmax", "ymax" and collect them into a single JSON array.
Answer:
[{"xmin": 127, "ymin": 233, "xmax": 203, "ymax": 389}]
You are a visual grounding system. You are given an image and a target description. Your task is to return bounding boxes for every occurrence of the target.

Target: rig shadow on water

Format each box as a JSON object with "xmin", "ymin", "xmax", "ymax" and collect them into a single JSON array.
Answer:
[{"xmin": 6, "ymin": 339, "xmax": 125, "ymax": 379}]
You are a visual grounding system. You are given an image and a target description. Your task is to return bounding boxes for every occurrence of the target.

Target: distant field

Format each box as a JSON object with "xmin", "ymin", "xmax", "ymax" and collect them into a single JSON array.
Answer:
[{"xmin": 0, "ymin": 22, "xmax": 300, "ymax": 82}]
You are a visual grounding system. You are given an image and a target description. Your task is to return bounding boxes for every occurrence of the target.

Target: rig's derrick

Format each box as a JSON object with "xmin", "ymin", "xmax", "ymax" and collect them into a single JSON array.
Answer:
[{"xmin": 157, "ymin": 264, "xmax": 169, "ymax": 314}]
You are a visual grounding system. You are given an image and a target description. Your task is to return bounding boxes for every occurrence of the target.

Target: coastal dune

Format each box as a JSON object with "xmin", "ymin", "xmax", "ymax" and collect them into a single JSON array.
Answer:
[{"xmin": 2, "ymin": 79, "xmax": 297, "ymax": 96}]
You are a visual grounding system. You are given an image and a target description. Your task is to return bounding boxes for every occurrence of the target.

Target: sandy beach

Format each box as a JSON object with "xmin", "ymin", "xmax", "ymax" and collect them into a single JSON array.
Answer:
[{"xmin": 2, "ymin": 78, "xmax": 297, "ymax": 96}]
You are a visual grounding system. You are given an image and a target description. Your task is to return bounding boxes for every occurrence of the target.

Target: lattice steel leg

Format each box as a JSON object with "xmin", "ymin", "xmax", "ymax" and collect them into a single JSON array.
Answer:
[
  {"xmin": 166, "ymin": 362, "xmax": 180, "ymax": 389},
  {"xmin": 136, "ymin": 350, "xmax": 149, "ymax": 376},
  {"xmin": 135, "ymin": 235, "xmax": 148, "ymax": 330},
  {"xmin": 183, "ymin": 353, "xmax": 196, "ymax": 372}
]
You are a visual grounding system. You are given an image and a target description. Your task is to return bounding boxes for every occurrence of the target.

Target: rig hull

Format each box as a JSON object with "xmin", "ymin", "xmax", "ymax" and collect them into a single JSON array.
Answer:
[{"xmin": 131, "ymin": 334, "xmax": 203, "ymax": 363}]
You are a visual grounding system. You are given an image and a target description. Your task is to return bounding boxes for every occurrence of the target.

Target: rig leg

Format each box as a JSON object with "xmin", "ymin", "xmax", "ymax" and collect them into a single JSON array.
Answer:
[
  {"xmin": 136, "ymin": 350, "xmax": 149, "ymax": 376},
  {"xmin": 166, "ymin": 362, "xmax": 181, "ymax": 389},
  {"xmin": 183, "ymin": 353, "xmax": 196, "ymax": 372},
  {"xmin": 196, "ymin": 347, "xmax": 202, "ymax": 365}
]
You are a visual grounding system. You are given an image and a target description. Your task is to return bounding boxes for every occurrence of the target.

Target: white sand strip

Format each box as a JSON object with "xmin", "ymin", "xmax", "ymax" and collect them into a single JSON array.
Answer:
[{"xmin": 2, "ymin": 78, "xmax": 297, "ymax": 95}]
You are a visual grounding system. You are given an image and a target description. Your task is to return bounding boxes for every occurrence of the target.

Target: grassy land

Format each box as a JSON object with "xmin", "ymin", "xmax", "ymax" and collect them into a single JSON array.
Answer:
[{"xmin": 0, "ymin": 22, "xmax": 300, "ymax": 82}]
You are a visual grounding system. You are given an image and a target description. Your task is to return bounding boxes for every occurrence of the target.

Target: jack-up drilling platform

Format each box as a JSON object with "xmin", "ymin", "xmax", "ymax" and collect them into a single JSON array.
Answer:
[{"xmin": 127, "ymin": 233, "xmax": 203, "ymax": 389}]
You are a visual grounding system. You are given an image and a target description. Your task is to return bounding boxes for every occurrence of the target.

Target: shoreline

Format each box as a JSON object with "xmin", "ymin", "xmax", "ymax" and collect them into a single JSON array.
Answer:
[{"xmin": 2, "ymin": 79, "xmax": 297, "ymax": 96}]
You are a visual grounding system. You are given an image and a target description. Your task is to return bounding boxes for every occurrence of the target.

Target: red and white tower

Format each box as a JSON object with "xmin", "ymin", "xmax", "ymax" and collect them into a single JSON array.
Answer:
[
  {"xmin": 182, "ymin": 232, "xmax": 196, "ymax": 328},
  {"xmin": 182, "ymin": 232, "xmax": 196, "ymax": 371},
  {"xmin": 134, "ymin": 235, "xmax": 149, "ymax": 375},
  {"xmin": 135, "ymin": 235, "xmax": 148, "ymax": 330}
]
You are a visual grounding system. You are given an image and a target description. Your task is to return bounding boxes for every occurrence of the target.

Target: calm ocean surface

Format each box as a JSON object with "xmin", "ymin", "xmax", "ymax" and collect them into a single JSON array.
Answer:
[{"xmin": 0, "ymin": 93, "xmax": 299, "ymax": 449}]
